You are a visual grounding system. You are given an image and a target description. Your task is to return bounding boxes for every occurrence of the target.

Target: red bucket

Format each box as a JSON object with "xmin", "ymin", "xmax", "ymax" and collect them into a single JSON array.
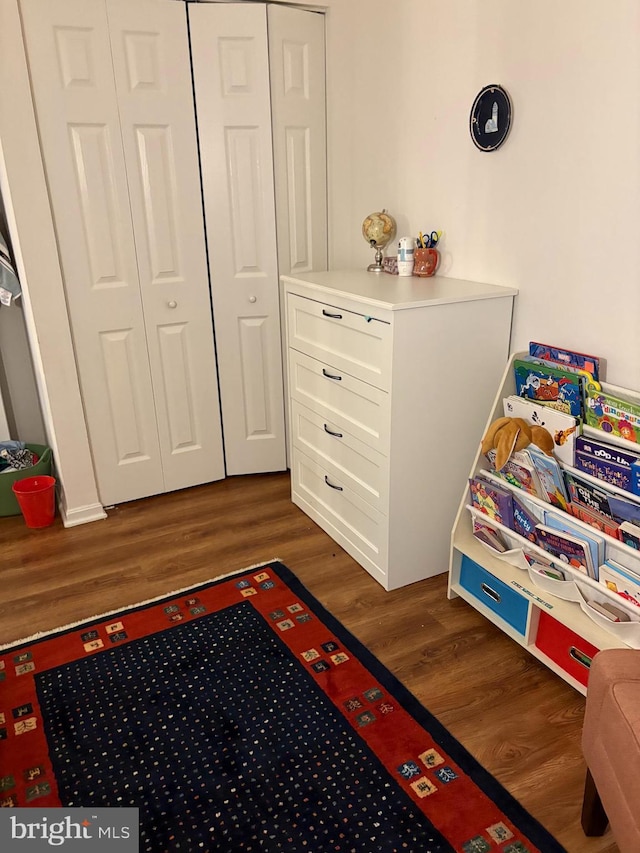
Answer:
[{"xmin": 11, "ymin": 475, "xmax": 56, "ymax": 529}]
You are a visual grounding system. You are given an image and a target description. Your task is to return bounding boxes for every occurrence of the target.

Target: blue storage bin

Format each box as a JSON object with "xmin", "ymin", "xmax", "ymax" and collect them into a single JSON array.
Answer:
[{"xmin": 460, "ymin": 555, "xmax": 530, "ymax": 636}]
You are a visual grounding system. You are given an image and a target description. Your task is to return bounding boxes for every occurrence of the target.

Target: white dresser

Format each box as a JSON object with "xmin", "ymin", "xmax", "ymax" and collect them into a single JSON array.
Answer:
[{"xmin": 281, "ymin": 270, "xmax": 518, "ymax": 590}]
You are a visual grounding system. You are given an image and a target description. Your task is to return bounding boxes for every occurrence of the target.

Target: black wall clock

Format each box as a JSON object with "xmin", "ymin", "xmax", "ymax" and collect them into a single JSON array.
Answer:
[{"xmin": 469, "ymin": 84, "xmax": 512, "ymax": 152}]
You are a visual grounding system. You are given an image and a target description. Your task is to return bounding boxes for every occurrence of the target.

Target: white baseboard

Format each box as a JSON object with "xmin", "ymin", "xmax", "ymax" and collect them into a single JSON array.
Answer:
[{"xmin": 59, "ymin": 499, "xmax": 107, "ymax": 527}]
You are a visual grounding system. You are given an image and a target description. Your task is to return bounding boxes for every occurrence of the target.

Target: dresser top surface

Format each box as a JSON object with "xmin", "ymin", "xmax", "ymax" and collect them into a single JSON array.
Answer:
[{"xmin": 281, "ymin": 270, "xmax": 518, "ymax": 311}]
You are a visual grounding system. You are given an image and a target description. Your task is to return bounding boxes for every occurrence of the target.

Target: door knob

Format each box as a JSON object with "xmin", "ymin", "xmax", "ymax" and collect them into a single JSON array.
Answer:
[
  {"xmin": 168, "ymin": 300, "xmax": 177, "ymax": 309},
  {"xmin": 248, "ymin": 295, "xmax": 257, "ymax": 303}
]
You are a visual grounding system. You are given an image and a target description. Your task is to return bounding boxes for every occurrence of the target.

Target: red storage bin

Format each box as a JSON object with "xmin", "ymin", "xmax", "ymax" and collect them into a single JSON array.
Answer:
[{"xmin": 535, "ymin": 611, "xmax": 600, "ymax": 688}]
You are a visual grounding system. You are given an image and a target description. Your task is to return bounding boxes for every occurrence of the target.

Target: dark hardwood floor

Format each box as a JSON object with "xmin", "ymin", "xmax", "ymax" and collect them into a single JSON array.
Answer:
[{"xmin": 0, "ymin": 472, "xmax": 618, "ymax": 852}]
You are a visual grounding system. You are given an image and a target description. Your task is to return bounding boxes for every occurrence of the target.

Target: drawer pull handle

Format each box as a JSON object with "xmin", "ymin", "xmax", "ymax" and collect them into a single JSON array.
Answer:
[
  {"xmin": 323, "ymin": 424, "xmax": 343, "ymax": 438},
  {"xmin": 324, "ymin": 475, "xmax": 343, "ymax": 491},
  {"xmin": 322, "ymin": 309, "xmax": 342, "ymax": 319},
  {"xmin": 569, "ymin": 646, "xmax": 593, "ymax": 670},
  {"xmin": 322, "ymin": 368, "xmax": 342, "ymax": 381},
  {"xmin": 481, "ymin": 583, "xmax": 501, "ymax": 604}
]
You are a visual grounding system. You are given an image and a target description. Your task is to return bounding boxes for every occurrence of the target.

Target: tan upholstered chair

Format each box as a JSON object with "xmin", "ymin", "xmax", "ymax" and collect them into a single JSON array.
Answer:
[{"xmin": 581, "ymin": 648, "xmax": 640, "ymax": 853}]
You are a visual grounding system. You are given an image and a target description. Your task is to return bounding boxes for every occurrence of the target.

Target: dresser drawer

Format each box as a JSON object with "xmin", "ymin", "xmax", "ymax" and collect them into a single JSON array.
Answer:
[
  {"xmin": 291, "ymin": 400, "xmax": 387, "ymax": 511},
  {"xmin": 287, "ymin": 293, "xmax": 391, "ymax": 390},
  {"xmin": 289, "ymin": 349, "xmax": 389, "ymax": 454},
  {"xmin": 459, "ymin": 556, "xmax": 530, "ymax": 635},
  {"xmin": 291, "ymin": 449, "xmax": 387, "ymax": 580},
  {"xmin": 535, "ymin": 612, "xmax": 600, "ymax": 688}
]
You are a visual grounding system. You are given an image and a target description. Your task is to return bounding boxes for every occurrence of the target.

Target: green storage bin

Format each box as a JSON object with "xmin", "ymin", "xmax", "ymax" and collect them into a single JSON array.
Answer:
[{"xmin": 0, "ymin": 444, "xmax": 53, "ymax": 517}]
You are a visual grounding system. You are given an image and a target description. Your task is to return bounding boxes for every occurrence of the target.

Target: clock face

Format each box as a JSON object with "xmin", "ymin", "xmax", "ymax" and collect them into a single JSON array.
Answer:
[{"xmin": 470, "ymin": 85, "xmax": 512, "ymax": 152}]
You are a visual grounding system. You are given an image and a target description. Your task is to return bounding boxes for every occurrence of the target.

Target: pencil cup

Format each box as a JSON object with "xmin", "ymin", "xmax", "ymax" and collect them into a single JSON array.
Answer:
[{"xmin": 413, "ymin": 247, "xmax": 439, "ymax": 277}]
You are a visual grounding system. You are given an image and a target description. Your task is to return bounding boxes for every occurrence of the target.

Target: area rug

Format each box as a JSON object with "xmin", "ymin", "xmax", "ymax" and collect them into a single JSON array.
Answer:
[{"xmin": 0, "ymin": 560, "xmax": 566, "ymax": 853}]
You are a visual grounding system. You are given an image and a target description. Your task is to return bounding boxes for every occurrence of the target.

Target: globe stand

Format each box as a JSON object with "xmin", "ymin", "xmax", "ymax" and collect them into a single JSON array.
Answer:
[{"xmin": 367, "ymin": 242, "xmax": 385, "ymax": 273}]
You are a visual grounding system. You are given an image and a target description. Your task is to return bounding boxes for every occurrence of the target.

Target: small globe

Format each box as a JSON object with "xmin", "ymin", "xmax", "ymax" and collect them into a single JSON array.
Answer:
[{"xmin": 362, "ymin": 210, "xmax": 396, "ymax": 249}]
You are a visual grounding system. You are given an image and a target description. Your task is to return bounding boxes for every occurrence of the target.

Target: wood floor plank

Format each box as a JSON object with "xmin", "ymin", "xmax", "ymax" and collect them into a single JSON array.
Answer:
[{"xmin": 0, "ymin": 472, "xmax": 618, "ymax": 852}]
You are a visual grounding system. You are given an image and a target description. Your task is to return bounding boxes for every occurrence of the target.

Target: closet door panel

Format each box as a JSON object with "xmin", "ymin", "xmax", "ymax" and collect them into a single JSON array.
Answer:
[
  {"xmin": 107, "ymin": 0, "xmax": 225, "ymax": 489},
  {"xmin": 20, "ymin": 0, "xmax": 163, "ymax": 506},
  {"xmin": 268, "ymin": 5, "xmax": 328, "ymax": 466},
  {"xmin": 268, "ymin": 5, "xmax": 328, "ymax": 276},
  {"xmin": 190, "ymin": 2, "xmax": 286, "ymax": 476}
]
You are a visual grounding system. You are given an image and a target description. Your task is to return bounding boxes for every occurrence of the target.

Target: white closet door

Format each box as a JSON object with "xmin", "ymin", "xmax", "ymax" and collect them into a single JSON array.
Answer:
[
  {"xmin": 268, "ymin": 5, "xmax": 328, "ymax": 276},
  {"xmin": 268, "ymin": 4, "xmax": 328, "ymax": 466},
  {"xmin": 20, "ymin": 0, "xmax": 164, "ymax": 505},
  {"xmin": 190, "ymin": 2, "xmax": 286, "ymax": 476},
  {"xmin": 106, "ymin": 0, "xmax": 225, "ymax": 492}
]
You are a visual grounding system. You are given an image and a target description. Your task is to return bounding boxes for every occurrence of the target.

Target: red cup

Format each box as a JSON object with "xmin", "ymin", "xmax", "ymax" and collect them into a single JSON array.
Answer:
[
  {"xmin": 11, "ymin": 475, "xmax": 57, "ymax": 528},
  {"xmin": 413, "ymin": 247, "xmax": 439, "ymax": 277}
]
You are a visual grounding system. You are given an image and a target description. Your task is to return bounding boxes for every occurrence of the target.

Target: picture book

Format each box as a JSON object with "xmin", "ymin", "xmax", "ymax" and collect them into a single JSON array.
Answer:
[
  {"xmin": 503, "ymin": 395, "xmax": 579, "ymax": 467},
  {"xmin": 586, "ymin": 599, "xmax": 630, "ymax": 622},
  {"xmin": 535, "ymin": 523, "xmax": 595, "ymax": 577},
  {"xmin": 608, "ymin": 493, "xmax": 640, "ymax": 525},
  {"xmin": 585, "ymin": 383, "xmax": 640, "ymax": 444},
  {"xmin": 484, "ymin": 448, "xmax": 543, "ymax": 497},
  {"xmin": 468, "ymin": 477, "xmax": 515, "ymax": 529},
  {"xmin": 576, "ymin": 434, "xmax": 640, "ymax": 470},
  {"xmin": 522, "ymin": 547, "xmax": 567, "ymax": 577},
  {"xmin": 527, "ymin": 446, "xmax": 570, "ymax": 510},
  {"xmin": 528, "ymin": 342, "xmax": 602, "ymax": 382},
  {"xmin": 598, "ymin": 559, "xmax": 640, "ymax": 609},
  {"xmin": 567, "ymin": 502, "xmax": 620, "ymax": 539},
  {"xmin": 574, "ymin": 435, "xmax": 640, "ymax": 495},
  {"xmin": 513, "ymin": 358, "xmax": 584, "ymax": 418},
  {"xmin": 512, "ymin": 494, "xmax": 540, "ymax": 543},
  {"xmin": 542, "ymin": 508, "xmax": 605, "ymax": 572},
  {"xmin": 563, "ymin": 470, "xmax": 614, "ymax": 518},
  {"xmin": 472, "ymin": 520, "xmax": 508, "ymax": 553},
  {"xmin": 534, "ymin": 564, "xmax": 567, "ymax": 581},
  {"xmin": 619, "ymin": 521, "xmax": 640, "ymax": 551}
]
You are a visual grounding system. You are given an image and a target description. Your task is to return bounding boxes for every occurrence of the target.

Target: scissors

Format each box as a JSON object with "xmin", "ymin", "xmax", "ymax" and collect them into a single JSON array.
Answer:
[{"xmin": 420, "ymin": 230, "xmax": 440, "ymax": 249}]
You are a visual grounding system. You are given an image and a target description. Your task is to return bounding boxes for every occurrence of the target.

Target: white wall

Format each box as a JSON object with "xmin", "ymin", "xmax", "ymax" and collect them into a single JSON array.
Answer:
[{"xmin": 324, "ymin": 0, "xmax": 640, "ymax": 389}]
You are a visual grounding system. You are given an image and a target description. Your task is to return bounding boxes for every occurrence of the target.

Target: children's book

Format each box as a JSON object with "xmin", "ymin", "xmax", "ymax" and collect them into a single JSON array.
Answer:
[
  {"xmin": 563, "ymin": 470, "xmax": 614, "ymax": 518},
  {"xmin": 468, "ymin": 477, "xmax": 514, "ymax": 529},
  {"xmin": 503, "ymin": 396, "xmax": 579, "ymax": 467},
  {"xmin": 484, "ymin": 448, "xmax": 543, "ymax": 497},
  {"xmin": 512, "ymin": 494, "xmax": 540, "ymax": 543},
  {"xmin": 513, "ymin": 358, "xmax": 584, "ymax": 418},
  {"xmin": 528, "ymin": 342, "xmax": 602, "ymax": 382},
  {"xmin": 472, "ymin": 520, "xmax": 508, "ymax": 552},
  {"xmin": 522, "ymin": 548, "xmax": 567, "ymax": 579},
  {"xmin": 608, "ymin": 493, "xmax": 640, "ymax": 525},
  {"xmin": 542, "ymin": 508, "xmax": 605, "ymax": 572},
  {"xmin": 535, "ymin": 523, "xmax": 595, "ymax": 577},
  {"xmin": 586, "ymin": 599, "xmax": 630, "ymax": 622},
  {"xmin": 533, "ymin": 563, "xmax": 567, "ymax": 581},
  {"xmin": 527, "ymin": 446, "xmax": 570, "ymax": 510},
  {"xmin": 598, "ymin": 559, "xmax": 640, "ymax": 609},
  {"xmin": 567, "ymin": 502, "xmax": 620, "ymax": 539},
  {"xmin": 584, "ymin": 383, "xmax": 640, "ymax": 444},
  {"xmin": 619, "ymin": 521, "xmax": 640, "ymax": 550},
  {"xmin": 574, "ymin": 435, "xmax": 640, "ymax": 495}
]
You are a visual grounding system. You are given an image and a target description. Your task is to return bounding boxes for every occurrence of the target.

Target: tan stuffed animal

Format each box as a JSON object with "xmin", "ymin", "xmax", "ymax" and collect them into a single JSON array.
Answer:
[{"xmin": 481, "ymin": 416, "xmax": 555, "ymax": 471}]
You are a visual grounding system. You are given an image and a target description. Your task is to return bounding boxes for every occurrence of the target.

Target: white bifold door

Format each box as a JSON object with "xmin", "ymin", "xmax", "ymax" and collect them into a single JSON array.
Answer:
[
  {"xmin": 20, "ymin": 0, "xmax": 225, "ymax": 506},
  {"xmin": 190, "ymin": 2, "xmax": 327, "ymax": 475}
]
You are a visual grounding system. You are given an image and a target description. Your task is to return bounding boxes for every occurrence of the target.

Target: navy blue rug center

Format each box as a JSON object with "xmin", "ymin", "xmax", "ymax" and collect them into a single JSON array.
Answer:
[{"xmin": 36, "ymin": 602, "xmax": 451, "ymax": 852}]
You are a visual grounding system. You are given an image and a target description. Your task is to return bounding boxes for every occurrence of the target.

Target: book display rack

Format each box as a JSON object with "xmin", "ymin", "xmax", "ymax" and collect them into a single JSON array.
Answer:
[{"xmin": 449, "ymin": 349, "xmax": 640, "ymax": 694}]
